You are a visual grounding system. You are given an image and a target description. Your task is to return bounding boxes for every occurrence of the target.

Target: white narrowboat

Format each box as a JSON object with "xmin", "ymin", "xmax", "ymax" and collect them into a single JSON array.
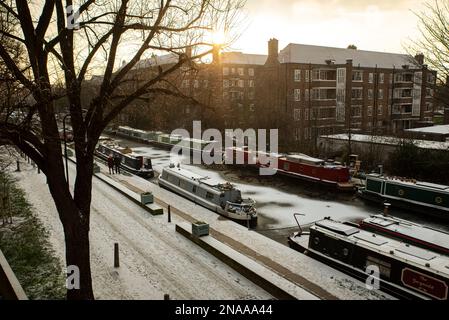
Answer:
[{"xmin": 158, "ymin": 165, "xmax": 257, "ymax": 225}]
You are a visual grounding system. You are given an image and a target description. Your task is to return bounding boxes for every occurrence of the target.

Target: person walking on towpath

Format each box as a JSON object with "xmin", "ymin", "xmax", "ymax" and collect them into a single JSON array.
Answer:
[
  {"xmin": 114, "ymin": 155, "xmax": 121, "ymax": 174},
  {"xmin": 107, "ymin": 155, "xmax": 114, "ymax": 174}
]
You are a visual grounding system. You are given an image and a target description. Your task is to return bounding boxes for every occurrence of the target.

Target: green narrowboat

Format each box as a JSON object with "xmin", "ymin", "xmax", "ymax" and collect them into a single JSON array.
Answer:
[{"xmin": 358, "ymin": 174, "xmax": 449, "ymax": 218}]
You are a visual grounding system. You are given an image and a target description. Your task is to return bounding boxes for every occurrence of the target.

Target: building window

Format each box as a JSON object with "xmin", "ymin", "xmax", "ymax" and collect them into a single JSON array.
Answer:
[
  {"xmin": 378, "ymin": 89, "xmax": 384, "ymax": 100},
  {"xmin": 238, "ymin": 80, "xmax": 245, "ymax": 88},
  {"xmin": 392, "ymin": 104, "xmax": 401, "ymax": 114},
  {"xmin": 194, "ymin": 80, "xmax": 199, "ymax": 89},
  {"xmin": 238, "ymin": 68, "xmax": 244, "ymax": 76},
  {"xmin": 305, "ymin": 89, "xmax": 309, "ymax": 101},
  {"xmin": 426, "ymin": 102, "xmax": 433, "ymax": 112},
  {"xmin": 294, "ymin": 69, "xmax": 301, "ymax": 82},
  {"xmin": 249, "ymin": 80, "xmax": 255, "ymax": 88},
  {"xmin": 352, "ymin": 70, "xmax": 363, "ymax": 81},
  {"xmin": 248, "ymin": 91, "xmax": 255, "ymax": 100},
  {"xmin": 377, "ymin": 121, "xmax": 383, "ymax": 127},
  {"xmin": 304, "ymin": 109, "xmax": 309, "ymax": 120},
  {"xmin": 427, "ymin": 73, "xmax": 435, "ymax": 84},
  {"xmin": 294, "ymin": 89, "xmax": 301, "ymax": 101},
  {"xmin": 367, "ymin": 106, "xmax": 373, "ymax": 117},
  {"xmin": 223, "ymin": 80, "xmax": 229, "ymax": 88},
  {"xmin": 249, "ymin": 104, "xmax": 255, "ymax": 112},
  {"xmin": 352, "ymin": 88, "xmax": 363, "ymax": 100},
  {"xmin": 203, "ymin": 80, "xmax": 209, "ymax": 88},
  {"xmin": 368, "ymin": 89, "xmax": 373, "ymax": 100},
  {"xmin": 181, "ymin": 80, "xmax": 189, "ymax": 88},
  {"xmin": 378, "ymin": 105, "xmax": 383, "ymax": 116},
  {"xmin": 379, "ymin": 73, "xmax": 384, "ymax": 84},
  {"xmin": 294, "ymin": 109, "xmax": 301, "ymax": 121},
  {"xmin": 248, "ymin": 68, "xmax": 255, "ymax": 77},
  {"xmin": 295, "ymin": 128, "xmax": 300, "ymax": 141},
  {"xmin": 223, "ymin": 67, "xmax": 229, "ymax": 76},
  {"xmin": 305, "ymin": 70, "xmax": 310, "ymax": 82},
  {"xmin": 369, "ymin": 73, "xmax": 374, "ymax": 84},
  {"xmin": 426, "ymin": 88, "xmax": 434, "ymax": 97},
  {"xmin": 351, "ymin": 106, "xmax": 362, "ymax": 118}
]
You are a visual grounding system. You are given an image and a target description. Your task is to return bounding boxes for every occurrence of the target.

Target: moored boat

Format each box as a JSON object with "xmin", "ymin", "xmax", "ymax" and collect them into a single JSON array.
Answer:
[
  {"xmin": 288, "ymin": 216, "xmax": 449, "ymax": 300},
  {"xmin": 95, "ymin": 143, "xmax": 154, "ymax": 179},
  {"xmin": 360, "ymin": 214, "xmax": 449, "ymax": 256},
  {"xmin": 358, "ymin": 174, "xmax": 449, "ymax": 218},
  {"xmin": 226, "ymin": 147, "xmax": 354, "ymax": 191},
  {"xmin": 158, "ymin": 165, "xmax": 257, "ymax": 226}
]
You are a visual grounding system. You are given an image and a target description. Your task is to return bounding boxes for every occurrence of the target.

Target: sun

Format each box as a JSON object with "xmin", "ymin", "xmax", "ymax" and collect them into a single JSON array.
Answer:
[{"xmin": 211, "ymin": 29, "xmax": 227, "ymax": 45}]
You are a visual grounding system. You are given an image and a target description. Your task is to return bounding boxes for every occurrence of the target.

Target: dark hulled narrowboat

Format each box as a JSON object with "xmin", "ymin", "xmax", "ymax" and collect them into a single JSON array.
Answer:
[{"xmin": 288, "ymin": 217, "xmax": 449, "ymax": 300}]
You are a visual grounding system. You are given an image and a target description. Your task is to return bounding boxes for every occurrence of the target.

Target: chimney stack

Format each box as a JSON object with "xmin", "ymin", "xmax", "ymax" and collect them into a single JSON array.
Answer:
[
  {"xmin": 415, "ymin": 53, "xmax": 425, "ymax": 65},
  {"xmin": 266, "ymin": 38, "xmax": 279, "ymax": 64},
  {"xmin": 212, "ymin": 44, "xmax": 221, "ymax": 64}
]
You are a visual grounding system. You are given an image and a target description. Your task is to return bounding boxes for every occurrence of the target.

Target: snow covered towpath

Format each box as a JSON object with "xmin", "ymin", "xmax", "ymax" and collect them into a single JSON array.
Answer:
[{"xmin": 11, "ymin": 162, "xmax": 273, "ymax": 300}]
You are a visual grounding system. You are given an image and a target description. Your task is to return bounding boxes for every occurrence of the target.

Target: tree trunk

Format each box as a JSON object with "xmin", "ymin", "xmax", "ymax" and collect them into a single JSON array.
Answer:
[{"xmin": 64, "ymin": 220, "xmax": 94, "ymax": 300}]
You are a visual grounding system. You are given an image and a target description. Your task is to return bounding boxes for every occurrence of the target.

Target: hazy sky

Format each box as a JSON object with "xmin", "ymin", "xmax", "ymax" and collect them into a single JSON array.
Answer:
[{"xmin": 231, "ymin": 0, "xmax": 426, "ymax": 55}]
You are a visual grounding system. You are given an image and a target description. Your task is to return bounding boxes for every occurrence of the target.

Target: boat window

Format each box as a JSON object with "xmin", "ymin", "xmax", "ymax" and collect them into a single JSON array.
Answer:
[
  {"xmin": 316, "ymin": 220, "xmax": 360, "ymax": 236},
  {"xmin": 206, "ymin": 192, "xmax": 214, "ymax": 200},
  {"xmin": 192, "ymin": 186, "xmax": 197, "ymax": 193},
  {"xmin": 353, "ymin": 233, "xmax": 388, "ymax": 246},
  {"xmin": 396, "ymin": 245, "xmax": 437, "ymax": 261}
]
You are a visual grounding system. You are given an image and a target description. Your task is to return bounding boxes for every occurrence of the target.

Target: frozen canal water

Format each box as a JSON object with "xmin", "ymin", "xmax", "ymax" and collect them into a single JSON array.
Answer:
[{"xmin": 108, "ymin": 135, "xmax": 449, "ymax": 242}]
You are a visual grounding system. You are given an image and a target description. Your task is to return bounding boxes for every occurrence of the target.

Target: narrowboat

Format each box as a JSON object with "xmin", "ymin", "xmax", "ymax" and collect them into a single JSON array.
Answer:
[
  {"xmin": 288, "ymin": 216, "xmax": 449, "ymax": 300},
  {"xmin": 95, "ymin": 143, "xmax": 154, "ymax": 179},
  {"xmin": 225, "ymin": 147, "xmax": 354, "ymax": 191},
  {"xmin": 360, "ymin": 214, "xmax": 449, "ymax": 256},
  {"xmin": 358, "ymin": 174, "xmax": 449, "ymax": 218},
  {"xmin": 158, "ymin": 165, "xmax": 257, "ymax": 226}
]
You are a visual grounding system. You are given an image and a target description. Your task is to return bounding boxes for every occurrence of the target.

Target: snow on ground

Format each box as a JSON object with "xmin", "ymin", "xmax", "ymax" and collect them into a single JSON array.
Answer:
[
  {"xmin": 10, "ymin": 162, "xmax": 272, "ymax": 300},
  {"xmin": 126, "ymin": 143, "xmax": 376, "ymax": 229},
  {"xmin": 103, "ymin": 161, "xmax": 392, "ymax": 300}
]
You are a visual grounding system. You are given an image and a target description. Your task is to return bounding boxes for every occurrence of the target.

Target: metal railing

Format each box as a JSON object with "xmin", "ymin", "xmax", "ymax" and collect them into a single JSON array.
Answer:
[{"xmin": 0, "ymin": 249, "xmax": 28, "ymax": 300}]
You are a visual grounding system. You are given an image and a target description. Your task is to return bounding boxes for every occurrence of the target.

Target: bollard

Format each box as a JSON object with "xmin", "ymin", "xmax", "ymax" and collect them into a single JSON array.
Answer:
[
  {"xmin": 16, "ymin": 160, "xmax": 20, "ymax": 172},
  {"xmin": 383, "ymin": 203, "xmax": 391, "ymax": 217},
  {"xmin": 114, "ymin": 243, "xmax": 120, "ymax": 268},
  {"xmin": 168, "ymin": 205, "xmax": 171, "ymax": 223},
  {"xmin": 164, "ymin": 294, "xmax": 170, "ymax": 300}
]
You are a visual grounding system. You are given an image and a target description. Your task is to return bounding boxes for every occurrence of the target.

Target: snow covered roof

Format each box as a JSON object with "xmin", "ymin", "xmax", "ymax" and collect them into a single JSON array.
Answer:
[
  {"xmin": 279, "ymin": 43, "xmax": 419, "ymax": 69},
  {"xmin": 221, "ymin": 52, "xmax": 268, "ymax": 65},
  {"xmin": 321, "ymin": 134, "xmax": 449, "ymax": 151},
  {"xmin": 118, "ymin": 53, "xmax": 180, "ymax": 72},
  {"xmin": 405, "ymin": 125, "xmax": 449, "ymax": 135}
]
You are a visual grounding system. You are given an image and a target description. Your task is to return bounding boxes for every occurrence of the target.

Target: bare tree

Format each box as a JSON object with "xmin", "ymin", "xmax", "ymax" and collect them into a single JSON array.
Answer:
[
  {"xmin": 0, "ymin": 0, "xmax": 245, "ymax": 300},
  {"xmin": 408, "ymin": 0, "xmax": 449, "ymax": 108}
]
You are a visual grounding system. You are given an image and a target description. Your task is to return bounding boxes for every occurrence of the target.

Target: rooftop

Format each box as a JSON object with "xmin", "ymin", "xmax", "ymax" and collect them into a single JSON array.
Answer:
[
  {"xmin": 279, "ymin": 43, "xmax": 420, "ymax": 69},
  {"xmin": 321, "ymin": 133, "xmax": 449, "ymax": 151},
  {"xmin": 221, "ymin": 51, "xmax": 268, "ymax": 66},
  {"xmin": 405, "ymin": 125, "xmax": 449, "ymax": 135}
]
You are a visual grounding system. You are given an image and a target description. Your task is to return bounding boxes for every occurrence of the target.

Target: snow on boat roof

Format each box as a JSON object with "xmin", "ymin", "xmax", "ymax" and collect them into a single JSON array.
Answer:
[
  {"xmin": 286, "ymin": 153, "xmax": 324, "ymax": 163},
  {"xmin": 364, "ymin": 215, "xmax": 449, "ymax": 252},
  {"xmin": 321, "ymin": 133, "xmax": 449, "ymax": 151},
  {"xmin": 405, "ymin": 125, "xmax": 449, "ymax": 135},
  {"xmin": 164, "ymin": 166, "xmax": 227, "ymax": 188},
  {"xmin": 313, "ymin": 220, "xmax": 449, "ymax": 276},
  {"xmin": 366, "ymin": 174, "xmax": 449, "ymax": 191}
]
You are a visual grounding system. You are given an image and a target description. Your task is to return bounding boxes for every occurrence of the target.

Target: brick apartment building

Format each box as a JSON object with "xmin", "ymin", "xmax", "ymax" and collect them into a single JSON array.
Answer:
[
  {"xmin": 257, "ymin": 39, "xmax": 437, "ymax": 151},
  {"xmin": 91, "ymin": 39, "xmax": 437, "ymax": 153}
]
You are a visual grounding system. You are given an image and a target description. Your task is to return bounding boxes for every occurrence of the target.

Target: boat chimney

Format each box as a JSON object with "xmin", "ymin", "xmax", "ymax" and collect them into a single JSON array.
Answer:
[
  {"xmin": 383, "ymin": 203, "xmax": 391, "ymax": 216},
  {"xmin": 378, "ymin": 165, "xmax": 383, "ymax": 176}
]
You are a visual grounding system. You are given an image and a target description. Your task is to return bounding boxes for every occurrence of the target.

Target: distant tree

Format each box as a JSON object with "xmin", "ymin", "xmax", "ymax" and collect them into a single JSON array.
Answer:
[
  {"xmin": 407, "ymin": 0, "xmax": 449, "ymax": 108},
  {"xmin": 347, "ymin": 44, "xmax": 357, "ymax": 50},
  {"xmin": 0, "ymin": 0, "xmax": 245, "ymax": 300}
]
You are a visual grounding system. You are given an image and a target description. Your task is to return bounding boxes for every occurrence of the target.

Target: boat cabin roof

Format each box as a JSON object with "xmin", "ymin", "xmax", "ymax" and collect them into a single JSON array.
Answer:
[
  {"xmin": 366, "ymin": 174, "xmax": 449, "ymax": 192},
  {"xmin": 363, "ymin": 215, "xmax": 449, "ymax": 253},
  {"xmin": 312, "ymin": 219, "xmax": 449, "ymax": 277},
  {"xmin": 285, "ymin": 153, "xmax": 324, "ymax": 164},
  {"xmin": 163, "ymin": 166, "xmax": 233, "ymax": 191}
]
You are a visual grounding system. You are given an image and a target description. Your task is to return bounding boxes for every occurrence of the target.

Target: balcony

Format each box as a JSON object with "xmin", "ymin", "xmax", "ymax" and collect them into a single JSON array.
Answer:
[{"xmin": 0, "ymin": 249, "xmax": 27, "ymax": 300}]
